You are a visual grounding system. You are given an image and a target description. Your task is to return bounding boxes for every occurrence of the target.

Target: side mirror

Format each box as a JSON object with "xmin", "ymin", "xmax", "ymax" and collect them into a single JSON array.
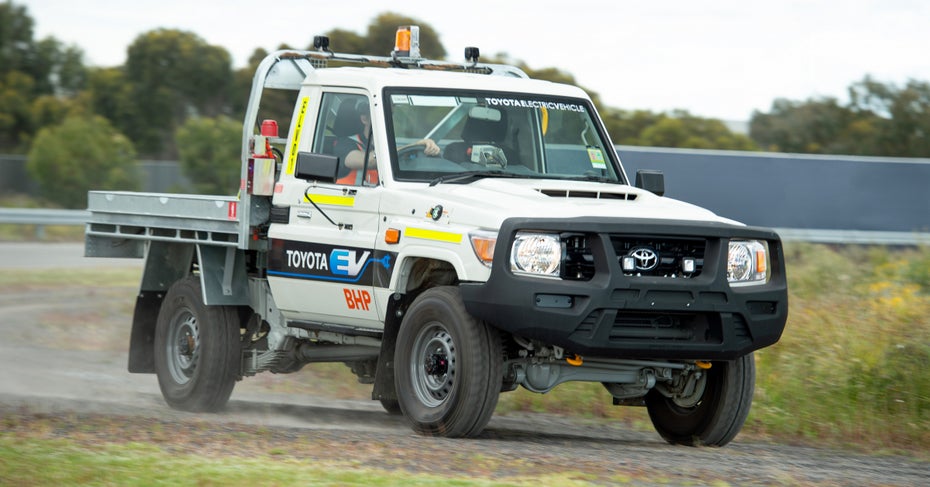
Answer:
[
  {"xmin": 635, "ymin": 169, "xmax": 665, "ymax": 197},
  {"xmin": 295, "ymin": 151, "xmax": 339, "ymax": 183}
]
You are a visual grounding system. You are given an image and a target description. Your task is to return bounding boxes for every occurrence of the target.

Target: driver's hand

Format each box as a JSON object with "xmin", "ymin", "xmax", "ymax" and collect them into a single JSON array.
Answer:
[{"xmin": 421, "ymin": 138, "xmax": 440, "ymax": 156}]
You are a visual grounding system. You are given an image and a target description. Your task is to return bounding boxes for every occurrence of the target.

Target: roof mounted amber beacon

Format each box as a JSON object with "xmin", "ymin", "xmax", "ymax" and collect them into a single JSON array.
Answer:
[{"xmin": 392, "ymin": 26, "xmax": 421, "ymax": 60}]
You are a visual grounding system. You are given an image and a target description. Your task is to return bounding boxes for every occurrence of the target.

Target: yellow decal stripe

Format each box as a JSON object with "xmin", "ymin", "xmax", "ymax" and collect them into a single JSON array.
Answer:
[
  {"xmin": 304, "ymin": 193, "xmax": 356, "ymax": 207},
  {"xmin": 405, "ymin": 227, "xmax": 463, "ymax": 244},
  {"xmin": 286, "ymin": 96, "xmax": 310, "ymax": 175}
]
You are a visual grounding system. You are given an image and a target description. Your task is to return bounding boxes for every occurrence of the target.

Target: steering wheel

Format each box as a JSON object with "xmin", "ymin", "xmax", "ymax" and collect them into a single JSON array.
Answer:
[{"xmin": 397, "ymin": 144, "xmax": 428, "ymax": 160}]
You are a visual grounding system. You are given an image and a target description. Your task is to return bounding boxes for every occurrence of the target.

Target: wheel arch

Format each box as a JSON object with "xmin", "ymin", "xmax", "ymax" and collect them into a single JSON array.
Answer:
[{"xmin": 372, "ymin": 251, "xmax": 467, "ymax": 405}]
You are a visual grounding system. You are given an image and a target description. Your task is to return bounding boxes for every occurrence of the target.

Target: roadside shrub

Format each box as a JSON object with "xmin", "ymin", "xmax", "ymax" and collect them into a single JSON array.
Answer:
[
  {"xmin": 753, "ymin": 244, "xmax": 930, "ymax": 449},
  {"xmin": 26, "ymin": 115, "xmax": 139, "ymax": 208},
  {"xmin": 175, "ymin": 116, "xmax": 241, "ymax": 195}
]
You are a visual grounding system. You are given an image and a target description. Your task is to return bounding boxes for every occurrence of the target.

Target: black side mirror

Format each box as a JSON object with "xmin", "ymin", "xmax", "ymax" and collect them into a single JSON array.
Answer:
[
  {"xmin": 295, "ymin": 152, "xmax": 339, "ymax": 183},
  {"xmin": 635, "ymin": 169, "xmax": 665, "ymax": 197}
]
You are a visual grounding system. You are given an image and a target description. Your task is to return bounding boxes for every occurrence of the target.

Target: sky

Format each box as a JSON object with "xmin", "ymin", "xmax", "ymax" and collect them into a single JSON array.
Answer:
[{"xmin": 21, "ymin": 0, "xmax": 930, "ymax": 121}]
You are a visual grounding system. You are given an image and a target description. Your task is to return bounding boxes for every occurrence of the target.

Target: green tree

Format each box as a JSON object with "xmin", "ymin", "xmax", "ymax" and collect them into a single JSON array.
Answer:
[
  {"xmin": 849, "ymin": 77, "xmax": 930, "ymax": 157},
  {"xmin": 30, "ymin": 93, "xmax": 73, "ymax": 130},
  {"xmin": 749, "ymin": 97, "xmax": 864, "ymax": 154},
  {"xmin": 0, "ymin": 70, "xmax": 34, "ymax": 149},
  {"xmin": 123, "ymin": 29, "xmax": 233, "ymax": 157},
  {"xmin": 0, "ymin": 3, "xmax": 87, "ymax": 95},
  {"xmin": 602, "ymin": 109, "xmax": 664, "ymax": 145},
  {"xmin": 26, "ymin": 115, "xmax": 139, "ymax": 208},
  {"xmin": 603, "ymin": 108, "xmax": 756, "ymax": 150},
  {"xmin": 749, "ymin": 77, "xmax": 930, "ymax": 157},
  {"xmin": 0, "ymin": 1, "xmax": 36, "ymax": 77},
  {"xmin": 0, "ymin": 2, "xmax": 87, "ymax": 151},
  {"xmin": 323, "ymin": 28, "xmax": 366, "ymax": 54},
  {"xmin": 175, "ymin": 116, "xmax": 241, "ymax": 195},
  {"xmin": 86, "ymin": 67, "xmax": 134, "ymax": 132},
  {"xmin": 49, "ymin": 42, "xmax": 87, "ymax": 96}
]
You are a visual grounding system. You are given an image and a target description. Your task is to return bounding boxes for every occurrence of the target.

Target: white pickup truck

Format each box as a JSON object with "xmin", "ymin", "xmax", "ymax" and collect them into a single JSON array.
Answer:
[{"xmin": 86, "ymin": 27, "xmax": 787, "ymax": 445}]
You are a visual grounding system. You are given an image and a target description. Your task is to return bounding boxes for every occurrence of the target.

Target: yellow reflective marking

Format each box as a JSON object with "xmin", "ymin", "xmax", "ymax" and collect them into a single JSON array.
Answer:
[
  {"xmin": 405, "ymin": 227, "xmax": 462, "ymax": 244},
  {"xmin": 303, "ymin": 193, "xmax": 355, "ymax": 207},
  {"xmin": 286, "ymin": 96, "xmax": 310, "ymax": 175}
]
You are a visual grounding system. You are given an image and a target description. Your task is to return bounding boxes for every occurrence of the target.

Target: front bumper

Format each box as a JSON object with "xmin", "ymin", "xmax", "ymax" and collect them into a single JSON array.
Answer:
[{"xmin": 459, "ymin": 217, "xmax": 788, "ymax": 360}]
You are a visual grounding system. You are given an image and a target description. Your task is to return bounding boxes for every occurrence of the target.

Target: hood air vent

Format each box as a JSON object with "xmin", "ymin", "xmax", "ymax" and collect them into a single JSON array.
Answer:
[{"xmin": 538, "ymin": 189, "xmax": 637, "ymax": 201}]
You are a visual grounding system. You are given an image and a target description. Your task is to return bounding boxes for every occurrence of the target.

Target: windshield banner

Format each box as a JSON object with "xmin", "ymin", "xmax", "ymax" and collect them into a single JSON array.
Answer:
[{"xmin": 485, "ymin": 97, "xmax": 585, "ymax": 113}]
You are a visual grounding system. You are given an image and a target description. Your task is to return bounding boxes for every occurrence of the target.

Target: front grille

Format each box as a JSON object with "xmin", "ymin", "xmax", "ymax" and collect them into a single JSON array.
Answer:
[
  {"xmin": 561, "ymin": 234, "xmax": 708, "ymax": 281},
  {"xmin": 611, "ymin": 236, "xmax": 706, "ymax": 278}
]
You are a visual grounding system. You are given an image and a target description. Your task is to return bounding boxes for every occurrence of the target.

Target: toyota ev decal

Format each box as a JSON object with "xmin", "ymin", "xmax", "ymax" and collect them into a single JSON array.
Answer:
[{"xmin": 268, "ymin": 239, "xmax": 396, "ymax": 286}]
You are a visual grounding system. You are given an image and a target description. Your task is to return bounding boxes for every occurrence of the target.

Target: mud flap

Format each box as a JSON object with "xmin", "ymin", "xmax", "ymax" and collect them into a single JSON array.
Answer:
[{"xmin": 128, "ymin": 291, "xmax": 163, "ymax": 373}]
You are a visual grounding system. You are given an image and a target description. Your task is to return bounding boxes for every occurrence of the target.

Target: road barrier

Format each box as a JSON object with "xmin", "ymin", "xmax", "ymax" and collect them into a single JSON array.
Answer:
[{"xmin": 0, "ymin": 208, "xmax": 90, "ymax": 240}]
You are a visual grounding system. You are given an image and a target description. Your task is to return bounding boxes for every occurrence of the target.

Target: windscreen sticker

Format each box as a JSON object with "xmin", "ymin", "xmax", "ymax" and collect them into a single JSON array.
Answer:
[
  {"xmin": 485, "ymin": 97, "xmax": 585, "ymax": 113},
  {"xmin": 587, "ymin": 148, "xmax": 607, "ymax": 169}
]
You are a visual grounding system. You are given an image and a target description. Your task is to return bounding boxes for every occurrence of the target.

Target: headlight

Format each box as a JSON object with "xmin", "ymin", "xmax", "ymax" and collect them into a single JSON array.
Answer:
[
  {"xmin": 510, "ymin": 233, "xmax": 561, "ymax": 278},
  {"xmin": 727, "ymin": 240, "xmax": 768, "ymax": 286}
]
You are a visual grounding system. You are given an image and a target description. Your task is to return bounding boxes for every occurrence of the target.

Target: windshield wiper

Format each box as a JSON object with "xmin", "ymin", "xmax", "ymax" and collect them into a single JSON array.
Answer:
[{"xmin": 428, "ymin": 170, "xmax": 520, "ymax": 187}]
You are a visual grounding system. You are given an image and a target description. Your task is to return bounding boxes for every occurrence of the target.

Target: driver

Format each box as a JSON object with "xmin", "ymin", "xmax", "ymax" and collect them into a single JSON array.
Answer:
[{"xmin": 336, "ymin": 102, "xmax": 440, "ymax": 185}]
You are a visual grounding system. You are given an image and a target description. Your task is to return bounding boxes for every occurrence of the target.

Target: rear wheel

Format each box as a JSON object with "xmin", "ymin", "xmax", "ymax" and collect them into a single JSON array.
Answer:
[
  {"xmin": 394, "ymin": 286, "xmax": 502, "ymax": 437},
  {"xmin": 154, "ymin": 276, "xmax": 242, "ymax": 412},
  {"xmin": 645, "ymin": 353, "xmax": 755, "ymax": 447}
]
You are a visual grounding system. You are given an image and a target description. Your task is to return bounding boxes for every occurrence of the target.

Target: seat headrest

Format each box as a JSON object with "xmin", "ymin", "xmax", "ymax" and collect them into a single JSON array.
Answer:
[
  {"xmin": 462, "ymin": 110, "xmax": 508, "ymax": 142},
  {"xmin": 332, "ymin": 101, "xmax": 364, "ymax": 137}
]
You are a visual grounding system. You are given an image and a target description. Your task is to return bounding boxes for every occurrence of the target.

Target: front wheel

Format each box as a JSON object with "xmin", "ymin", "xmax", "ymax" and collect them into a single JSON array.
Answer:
[
  {"xmin": 154, "ymin": 276, "xmax": 242, "ymax": 412},
  {"xmin": 394, "ymin": 286, "xmax": 502, "ymax": 438},
  {"xmin": 645, "ymin": 353, "xmax": 755, "ymax": 447}
]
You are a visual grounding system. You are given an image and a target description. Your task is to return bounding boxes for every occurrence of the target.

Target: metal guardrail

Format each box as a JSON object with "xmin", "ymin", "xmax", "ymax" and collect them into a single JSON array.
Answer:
[
  {"xmin": 0, "ymin": 208, "xmax": 90, "ymax": 239},
  {"xmin": 0, "ymin": 208, "xmax": 90, "ymax": 225},
  {"xmin": 775, "ymin": 228, "xmax": 930, "ymax": 246},
  {"xmin": 1, "ymin": 208, "xmax": 928, "ymax": 245}
]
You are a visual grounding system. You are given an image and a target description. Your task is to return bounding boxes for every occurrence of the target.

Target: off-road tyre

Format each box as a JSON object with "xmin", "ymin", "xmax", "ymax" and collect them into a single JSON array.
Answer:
[
  {"xmin": 394, "ymin": 286, "xmax": 502, "ymax": 438},
  {"xmin": 154, "ymin": 276, "xmax": 242, "ymax": 412},
  {"xmin": 645, "ymin": 353, "xmax": 755, "ymax": 447}
]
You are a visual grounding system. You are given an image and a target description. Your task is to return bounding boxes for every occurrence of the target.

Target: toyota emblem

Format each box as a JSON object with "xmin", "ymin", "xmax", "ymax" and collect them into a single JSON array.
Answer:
[{"xmin": 629, "ymin": 247, "xmax": 659, "ymax": 271}]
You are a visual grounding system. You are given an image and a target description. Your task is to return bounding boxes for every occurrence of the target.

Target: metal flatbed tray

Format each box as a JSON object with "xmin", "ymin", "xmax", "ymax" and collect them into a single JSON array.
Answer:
[{"xmin": 85, "ymin": 191, "xmax": 243, "ymax": 258}]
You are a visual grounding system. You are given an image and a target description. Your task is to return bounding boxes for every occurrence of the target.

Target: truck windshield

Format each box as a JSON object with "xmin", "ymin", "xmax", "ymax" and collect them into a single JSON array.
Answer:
[{"xmin": 385, "ymin": 90, "xmax": 625, "ymax": 184}]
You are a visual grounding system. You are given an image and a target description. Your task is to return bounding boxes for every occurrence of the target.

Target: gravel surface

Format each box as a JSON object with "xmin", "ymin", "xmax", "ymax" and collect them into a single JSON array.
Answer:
[{"xmin": 1, "ymin": 243, "xmax": 928, "ymax": 485}]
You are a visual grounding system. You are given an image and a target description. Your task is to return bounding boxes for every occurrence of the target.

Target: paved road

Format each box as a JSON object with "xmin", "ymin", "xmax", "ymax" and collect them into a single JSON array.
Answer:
[{"xmin": 0, "ymin": 242, "xmax": 142, "ymax": 269}]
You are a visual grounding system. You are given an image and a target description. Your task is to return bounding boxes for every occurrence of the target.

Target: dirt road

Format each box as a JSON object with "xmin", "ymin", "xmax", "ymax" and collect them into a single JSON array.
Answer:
[{"xmin": 1, "ymin": 243, "xmax": 927, "ymax": 485}]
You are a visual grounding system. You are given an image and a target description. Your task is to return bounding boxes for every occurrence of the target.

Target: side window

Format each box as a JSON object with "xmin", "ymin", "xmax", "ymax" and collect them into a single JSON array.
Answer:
[
  {"xmin": 312, "ymin": 93, "xmax": 377, "ymax": 186},
  {"xmin": 312, "ymin": 93, "xmax": 366, "ymax": 155}
]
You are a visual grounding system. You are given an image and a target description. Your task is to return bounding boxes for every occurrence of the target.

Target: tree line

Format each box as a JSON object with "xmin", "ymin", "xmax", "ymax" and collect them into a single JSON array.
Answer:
[{"xmin": 2, "ymin": 2, "xmax": 929, "ymax": 208}]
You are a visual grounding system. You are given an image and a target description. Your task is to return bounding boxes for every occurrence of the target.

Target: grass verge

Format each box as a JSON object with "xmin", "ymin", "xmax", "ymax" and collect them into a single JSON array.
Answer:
[{"xmin": 0, "ymin": 418, "xmax": 606, "ymax": 487}]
